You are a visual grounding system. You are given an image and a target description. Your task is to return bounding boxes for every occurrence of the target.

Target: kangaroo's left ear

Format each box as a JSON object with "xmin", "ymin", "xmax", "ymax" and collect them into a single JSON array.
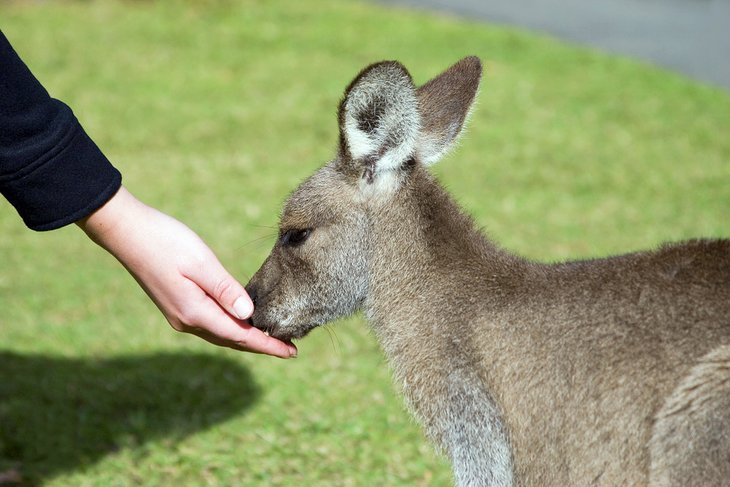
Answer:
[
  {"xmin": 416, "ymin": 56, "xmax": 482, "ymax": 165},
  {"xmin": 337, "ymin": 61, "xmax": 420, "ymax": 188}
]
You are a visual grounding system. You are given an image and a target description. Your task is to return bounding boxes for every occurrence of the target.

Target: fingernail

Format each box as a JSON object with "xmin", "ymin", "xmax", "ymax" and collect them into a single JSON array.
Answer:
[
  {"xmin": 233, "ymin": 296, "xmax": 253, "ymax": 320},
  {"xmin": 289, "ymin": 346, "xmax": 298, "ymax": 358}
]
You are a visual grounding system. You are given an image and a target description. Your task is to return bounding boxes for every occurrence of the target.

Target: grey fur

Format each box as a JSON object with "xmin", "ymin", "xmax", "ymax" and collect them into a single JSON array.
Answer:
[{"xmin": 246, "ymin": 57, "xmax": 730, "ymax": 486}]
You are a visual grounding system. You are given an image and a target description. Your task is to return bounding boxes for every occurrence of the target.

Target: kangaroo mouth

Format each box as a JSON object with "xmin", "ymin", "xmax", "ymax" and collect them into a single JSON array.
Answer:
[
  {"xmin": 248, "ymin": 317, "xmax": 283, "ymax": 340},
  {"xmin": 249, "ymin": 315, "xmax": 317, "ymax": 342},
  {"xmin": 263, "ymin": 327, "xmax": 314, "ymax": 343}
]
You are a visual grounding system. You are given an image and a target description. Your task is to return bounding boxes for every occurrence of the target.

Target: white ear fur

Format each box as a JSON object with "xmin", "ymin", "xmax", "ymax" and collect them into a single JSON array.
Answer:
[{"xmin": 340, "ymin": 62, "xmax": 421, "ymax": 184}]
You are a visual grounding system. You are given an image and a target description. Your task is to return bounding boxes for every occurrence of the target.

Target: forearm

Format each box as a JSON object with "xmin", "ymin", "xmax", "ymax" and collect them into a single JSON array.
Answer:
[{"xmin": 0, "ymin": 30, "xmax": 121, "ymax": 230}]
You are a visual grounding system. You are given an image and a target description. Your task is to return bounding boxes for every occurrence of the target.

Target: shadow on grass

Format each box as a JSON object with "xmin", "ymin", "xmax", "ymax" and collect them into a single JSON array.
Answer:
[{"xmin": 0, "ymin": 351, "xmax": 260, "ymax": 485}]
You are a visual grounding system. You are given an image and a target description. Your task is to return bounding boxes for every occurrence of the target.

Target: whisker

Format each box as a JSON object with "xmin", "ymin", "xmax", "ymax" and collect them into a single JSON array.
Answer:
[
  {"xmin": 323, "ymin": 325, "xmax": 342, "ymax": 355},
  {"xmin": 246, "ymin": 224, "xmax": 278, "ymax": 231},
  {"xmin": 235, "ymin": 233, "xmax": 276, "ymax": 251}
]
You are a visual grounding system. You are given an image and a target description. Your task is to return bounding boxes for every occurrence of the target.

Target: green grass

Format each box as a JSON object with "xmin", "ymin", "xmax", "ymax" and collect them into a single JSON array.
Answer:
[{"xmin": 1, "ymin": 0, "xmax": 729, "ymax": 485}]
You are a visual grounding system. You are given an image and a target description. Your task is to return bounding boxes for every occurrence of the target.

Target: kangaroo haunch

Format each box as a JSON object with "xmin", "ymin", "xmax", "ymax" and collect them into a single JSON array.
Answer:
[{"xmin": 246, "ymin": 57, "xmax": 730, "ymax": 487}]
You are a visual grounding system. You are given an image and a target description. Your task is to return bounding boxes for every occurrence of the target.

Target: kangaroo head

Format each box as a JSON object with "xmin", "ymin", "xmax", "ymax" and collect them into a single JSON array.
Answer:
[{"xmin": 246, "ymin": 57, "xmax": 482, "ymax": 340}]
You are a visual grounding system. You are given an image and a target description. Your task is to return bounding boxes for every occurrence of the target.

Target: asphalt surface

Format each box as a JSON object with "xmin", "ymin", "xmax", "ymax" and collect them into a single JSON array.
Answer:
[{"xmin": 375, "ymin": 0, "xmax": 730, "ymax": 90}]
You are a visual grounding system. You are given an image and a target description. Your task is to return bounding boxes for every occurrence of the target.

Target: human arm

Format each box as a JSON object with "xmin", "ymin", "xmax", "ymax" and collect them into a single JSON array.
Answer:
[
  {"xmin": 77, "ymin": 186, "xmax": 297, "ymax": 357},
  {"xmin": 1, "ymin": 31, "xmax": 296, "ymax": 357},
  {"xmin": 0, "ymin": 30, "xmax": 121, "ymax": 230}
]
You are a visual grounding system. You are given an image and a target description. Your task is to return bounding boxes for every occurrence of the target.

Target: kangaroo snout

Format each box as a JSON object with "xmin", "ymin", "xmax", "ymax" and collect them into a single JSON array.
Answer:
[{"xmin": 244, "ymin": 273, "xmax": 291, "ymax": 340}]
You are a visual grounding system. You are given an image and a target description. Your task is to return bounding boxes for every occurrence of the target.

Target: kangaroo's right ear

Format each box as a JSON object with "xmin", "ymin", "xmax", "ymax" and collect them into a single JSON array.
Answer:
[
  {"xmin": 337, "ymin": 61, "xmax": 420, "ymax": 190},
  {"xmin": 416, "ymin": 56, "xmax": 482, "ymax": 165}
]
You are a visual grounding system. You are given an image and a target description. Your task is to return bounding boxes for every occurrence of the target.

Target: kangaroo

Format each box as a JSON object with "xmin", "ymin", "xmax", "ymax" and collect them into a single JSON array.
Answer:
[{"xmin": 245, "ymin": 57, "xmax": 730, "ymax": 486}]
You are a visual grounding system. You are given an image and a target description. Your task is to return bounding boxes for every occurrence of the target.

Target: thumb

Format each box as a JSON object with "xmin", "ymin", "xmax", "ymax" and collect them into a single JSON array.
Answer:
[{"xmin": 187, "ymin": 257, "xmax": 254, "ymax": 320}]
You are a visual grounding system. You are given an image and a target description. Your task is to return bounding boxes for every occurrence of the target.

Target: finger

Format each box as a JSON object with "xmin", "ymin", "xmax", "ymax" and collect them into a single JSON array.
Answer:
[
  {"xmin": 190, "ymin": 325, "xmax": 295, "ymax": 357},
  {"xmin": 188, "ymin": 299, "xmax": 297, "ymax": 358},
  {"xmin": 185, "ymin": 254, "xmax": 254, "ymax": 320},
  {"xmin": 194, "ymin": 328, "xmax": 297, "ymax": 357},
  {"xmin": 190, "ymin": 328, "xmax": 268, "ymax": 355}
]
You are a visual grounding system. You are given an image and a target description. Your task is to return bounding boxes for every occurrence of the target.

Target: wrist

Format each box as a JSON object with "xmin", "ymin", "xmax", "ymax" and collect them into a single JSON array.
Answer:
[{"xmin": 76, "ymin": 186, "xmax": 144, "ymax": 253}]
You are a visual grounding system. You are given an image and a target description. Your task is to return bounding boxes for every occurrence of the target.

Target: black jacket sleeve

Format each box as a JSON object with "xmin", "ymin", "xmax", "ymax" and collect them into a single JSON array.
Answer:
[{"xmin": 0, "ymin": 31, "xmax": 122, "ymax": 231}]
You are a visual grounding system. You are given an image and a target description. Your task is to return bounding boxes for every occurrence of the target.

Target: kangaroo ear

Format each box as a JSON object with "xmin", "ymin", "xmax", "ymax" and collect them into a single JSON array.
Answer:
[
  {"xmin": 416, "ymin": 56, "xmax": 482, "ymax": 165},
  {"xmin": 337, "ymin": 61, "xmax": 420, "ymax": 187}
]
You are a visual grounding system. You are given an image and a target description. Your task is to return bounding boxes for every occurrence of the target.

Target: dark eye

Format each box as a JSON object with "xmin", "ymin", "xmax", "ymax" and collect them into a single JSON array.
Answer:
[{"xmin": 280, "ymin": 228, "xmax": 311, "ymax": 247}]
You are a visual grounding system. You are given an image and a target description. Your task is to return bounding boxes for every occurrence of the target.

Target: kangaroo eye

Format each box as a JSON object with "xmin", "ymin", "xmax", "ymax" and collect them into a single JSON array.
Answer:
[{"xmin": 280, "ymin": 228, "xmax": 311, "ymax": 247}]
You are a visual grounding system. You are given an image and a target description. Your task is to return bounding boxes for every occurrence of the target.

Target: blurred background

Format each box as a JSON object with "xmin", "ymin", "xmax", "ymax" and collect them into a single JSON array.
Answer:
[
  {"xmin": 1, "ymin": 0, "xmax": 728, "ymax": 485},
  {"xmin": 378, "ymin": 0, "xmax": 730, "ymax": 90}
]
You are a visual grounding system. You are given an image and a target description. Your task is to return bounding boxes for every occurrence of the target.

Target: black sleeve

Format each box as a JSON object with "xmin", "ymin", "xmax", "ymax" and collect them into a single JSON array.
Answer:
[{"xmin": 0, "ymin": 30, "xmax": 122, "ymax": 231}]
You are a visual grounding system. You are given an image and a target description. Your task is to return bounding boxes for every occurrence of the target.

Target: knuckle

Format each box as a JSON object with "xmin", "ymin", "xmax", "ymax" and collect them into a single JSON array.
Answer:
[
  {"xmin": 228, "ymin": 330, "xmax": 252, "ymax": 350},
  {"xmin": 169, "ymin": 319, "xmax": 194, "ymax": 334},
  {"xmin": 175, "ymin": 304, "xmax": 204, "ymax": 331},
  {"xmin": 212, "ymin": 278, "xmax": 237, "ymax": 303},
  {"xmin": 232, "ymin": 339, "xmax": 252, "ymax": 352}
]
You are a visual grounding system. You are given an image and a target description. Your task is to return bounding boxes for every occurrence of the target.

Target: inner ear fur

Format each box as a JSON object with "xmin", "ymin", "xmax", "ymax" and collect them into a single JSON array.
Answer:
[
  {"xmin": 337, "ymin": 61, "xmax": 420, "ymax": 180},
  {"xmin": 416, "ymin": 56, "xmax": 482, "ymax": 165}
]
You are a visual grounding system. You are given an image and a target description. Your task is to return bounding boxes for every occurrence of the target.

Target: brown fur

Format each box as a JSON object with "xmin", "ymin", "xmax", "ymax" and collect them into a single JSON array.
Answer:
[{"xmin": 246, "ymin": 57, "xmax": 730, "ymax": 486}]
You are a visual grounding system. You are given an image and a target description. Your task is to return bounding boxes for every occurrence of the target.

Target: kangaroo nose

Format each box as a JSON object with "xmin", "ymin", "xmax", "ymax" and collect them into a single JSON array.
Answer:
[
  {"xmin": 243, "ymin": 286, "xmax": 258, "ymax": 327},
  {"xmin": 245, "ymin": 285, "xmax": 258, "ymax": 308}
]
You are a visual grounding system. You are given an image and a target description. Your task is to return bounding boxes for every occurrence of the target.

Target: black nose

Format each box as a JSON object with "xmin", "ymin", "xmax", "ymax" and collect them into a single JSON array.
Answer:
[
  {"xmin": 245, "ymin": 285, "xmax": 258, "ymax": 308},
  {"xmin": 244, "ymin": 286, "xmax": 257, "ymax": 327}
]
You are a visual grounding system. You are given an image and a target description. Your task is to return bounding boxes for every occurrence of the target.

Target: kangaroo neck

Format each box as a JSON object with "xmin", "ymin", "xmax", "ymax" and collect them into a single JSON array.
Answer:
[
  {"xmin": 362, "ymin": 168, "xmax": 519, "ymax": 345},
  {"xmin": 360, "ymin": 169, "xmax": 522, "ymax": 467}
]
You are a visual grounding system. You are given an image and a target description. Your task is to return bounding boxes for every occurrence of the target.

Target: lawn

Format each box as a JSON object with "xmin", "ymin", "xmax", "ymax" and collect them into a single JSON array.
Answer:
[{"xmin": 1, "ymin": 0, "xmax": 729, "ymax": 485}]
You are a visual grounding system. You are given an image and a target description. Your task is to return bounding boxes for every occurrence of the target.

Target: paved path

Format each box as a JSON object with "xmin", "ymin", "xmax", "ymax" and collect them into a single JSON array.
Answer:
[{"xmin": 375, "ymin": 0, "xmax": 730, "ymax": 90}]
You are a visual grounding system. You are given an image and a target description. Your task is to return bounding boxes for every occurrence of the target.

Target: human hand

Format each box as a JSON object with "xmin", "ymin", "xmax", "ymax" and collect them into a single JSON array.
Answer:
[{"xmin": 77, "ymin": 186, "xmax": 297, "ymax": 358}]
